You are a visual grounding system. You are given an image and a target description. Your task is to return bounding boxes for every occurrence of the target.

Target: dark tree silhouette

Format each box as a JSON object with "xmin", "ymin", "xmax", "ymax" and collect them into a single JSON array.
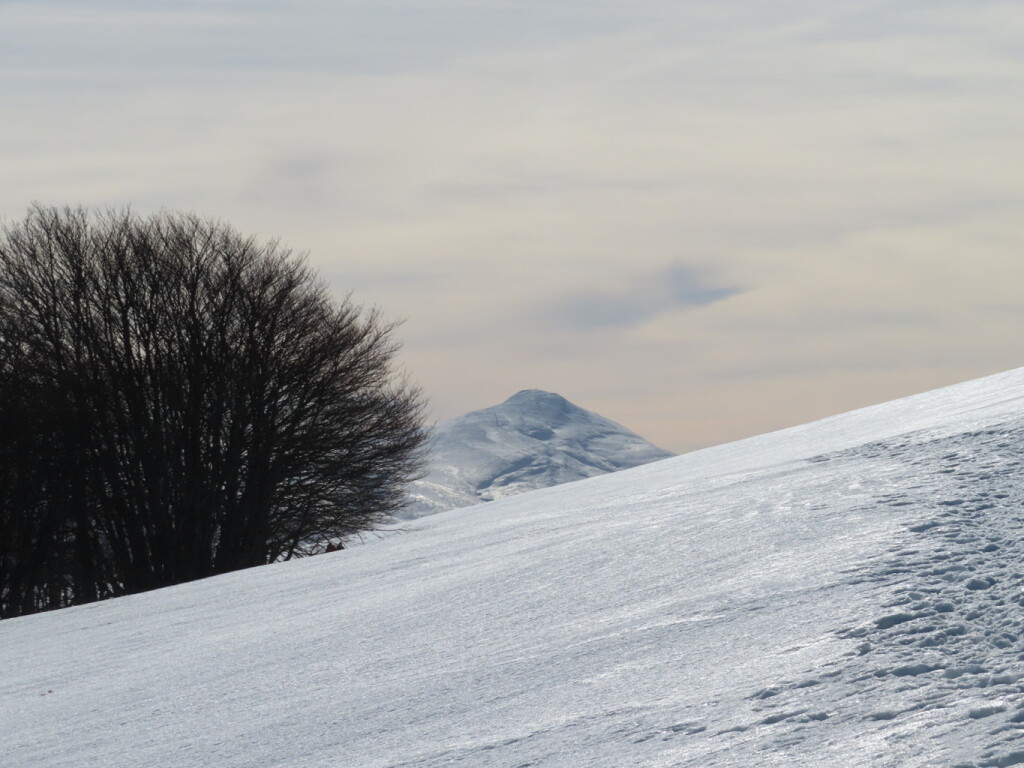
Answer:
[{"xmin": 0, "ymin": 205, "xmax": 426, "ymax": 618}]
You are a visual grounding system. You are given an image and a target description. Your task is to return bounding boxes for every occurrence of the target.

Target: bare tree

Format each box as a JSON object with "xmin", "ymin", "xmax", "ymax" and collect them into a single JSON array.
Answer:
[{"xmin": 0, "ymin": 205, "xmax": 426, "ymax": 618}]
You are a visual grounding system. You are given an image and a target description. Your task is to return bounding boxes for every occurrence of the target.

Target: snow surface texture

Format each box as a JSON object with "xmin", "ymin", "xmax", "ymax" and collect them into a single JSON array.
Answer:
[
  {"xmin": 7, "ymin": 370, "xmax": 1024, "ymax": 766},
  {"xmin": 400, "ymin": 389, "xmax": 674, "ymax": 519}
]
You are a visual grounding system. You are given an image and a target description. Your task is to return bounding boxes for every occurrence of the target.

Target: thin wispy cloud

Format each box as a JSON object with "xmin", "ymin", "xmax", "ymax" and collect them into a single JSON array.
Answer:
[{"xmin": 549, "ymin": 263, "xmax": 741, "ymax": 332}]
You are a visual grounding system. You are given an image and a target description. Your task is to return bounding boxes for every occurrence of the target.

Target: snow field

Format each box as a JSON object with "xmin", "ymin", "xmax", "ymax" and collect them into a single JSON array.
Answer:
[{"xmin": 5, "ymin": 369, "xmax": 1024, "ymax": 766}]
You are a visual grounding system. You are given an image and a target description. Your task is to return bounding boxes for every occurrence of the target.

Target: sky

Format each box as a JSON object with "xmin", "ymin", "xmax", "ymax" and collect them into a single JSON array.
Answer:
[{"xmin": 3, "ymin": 0, "xmax": 1024, "ymax": 453}]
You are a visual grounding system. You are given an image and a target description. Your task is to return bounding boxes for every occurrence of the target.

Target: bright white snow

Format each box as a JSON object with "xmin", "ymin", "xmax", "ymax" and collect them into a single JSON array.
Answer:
[{"xmin": 6, "ymin": 369, "xmax": 1024, "ymax": 766}]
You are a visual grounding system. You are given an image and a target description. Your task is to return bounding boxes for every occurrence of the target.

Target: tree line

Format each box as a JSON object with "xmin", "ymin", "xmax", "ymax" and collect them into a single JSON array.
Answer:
[{"xmin": 0, "ymin": 205, "xmax": 425, "ymax": 618}]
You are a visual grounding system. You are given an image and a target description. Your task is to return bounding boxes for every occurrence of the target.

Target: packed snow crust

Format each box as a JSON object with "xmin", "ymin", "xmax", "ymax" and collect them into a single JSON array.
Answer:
[
  {"xmin": 7, "ymin": 370, "xmax": 1024, "ymax": 766},
  {"xmin": 401, "ymin": 389, "xmax": 673, "ymax": 519}
]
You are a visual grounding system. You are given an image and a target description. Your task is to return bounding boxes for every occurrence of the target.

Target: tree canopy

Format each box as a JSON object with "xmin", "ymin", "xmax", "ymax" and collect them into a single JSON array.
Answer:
[{"xmin": 0, "ymin": 205, "xmax": 426, "ymax": 618}]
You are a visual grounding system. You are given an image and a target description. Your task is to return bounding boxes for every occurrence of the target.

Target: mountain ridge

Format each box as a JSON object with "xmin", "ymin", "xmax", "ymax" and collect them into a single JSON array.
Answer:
[{"xmin": 400, "ymin": 389, "xmax": 673, "ymax": 518}]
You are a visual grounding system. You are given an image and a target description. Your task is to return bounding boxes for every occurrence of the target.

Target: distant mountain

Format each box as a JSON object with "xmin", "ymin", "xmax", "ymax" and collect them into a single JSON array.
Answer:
[{"xmin": 399, "ymin": 389, "xmax": 673, "ymax": 519}]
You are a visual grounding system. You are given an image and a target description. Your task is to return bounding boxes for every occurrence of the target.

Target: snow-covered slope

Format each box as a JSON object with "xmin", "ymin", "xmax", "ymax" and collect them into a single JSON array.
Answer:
[
  {"xmin": 401, "ymin": 389, "xmax": 673, "ymax": 518},
  {"xmin": 7, "ymin": 370, "xmax": 1024, "ymax": 766}
]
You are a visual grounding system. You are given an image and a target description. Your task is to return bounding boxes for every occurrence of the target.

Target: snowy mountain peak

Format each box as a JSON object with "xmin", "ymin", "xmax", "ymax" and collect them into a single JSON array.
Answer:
[
  {"xmin": 503, "ymin": 388, "xmax": 572, "ymax": 411},
  {"xmin": 505, "ymin": 388, "xmax": 564, "ymax": 403},
  {"xmin": 400, "ymin": 391, "xmax": 673, "ymax": 518}
]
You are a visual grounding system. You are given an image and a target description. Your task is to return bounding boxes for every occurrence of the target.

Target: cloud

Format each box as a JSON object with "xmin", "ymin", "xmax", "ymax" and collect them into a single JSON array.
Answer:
[
  {"xmin": 548, "ymin": 263, "xmax": 742, "ymax": 332},
  {"xmin": 0, "ymin": 0, "xmax": 650, "ymax": 80}
]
